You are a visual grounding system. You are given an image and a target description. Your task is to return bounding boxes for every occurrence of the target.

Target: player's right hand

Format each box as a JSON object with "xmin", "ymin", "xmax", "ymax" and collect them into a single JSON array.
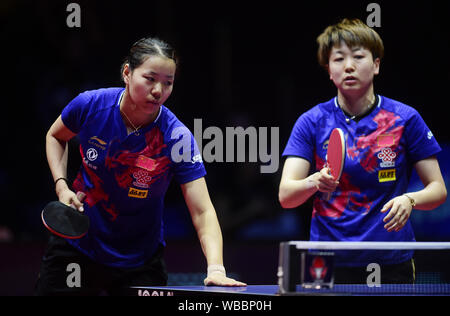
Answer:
[
  {"xmin": 57, "ymin": 189, "xmax": 85, "ymax": 212},
  {"xmin": 310, "ymin": 167, "xmax": 339, "ymax": 193}
]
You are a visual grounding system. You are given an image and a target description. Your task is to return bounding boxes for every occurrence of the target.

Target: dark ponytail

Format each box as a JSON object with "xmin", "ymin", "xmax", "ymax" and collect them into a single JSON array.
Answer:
[{"xmin": 121, "ymin": 37, "xmax": 177, "ymax": 80}]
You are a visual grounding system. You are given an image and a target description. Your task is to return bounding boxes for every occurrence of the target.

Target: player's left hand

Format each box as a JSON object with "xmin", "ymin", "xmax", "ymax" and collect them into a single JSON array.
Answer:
[
  {"xmin": 380, "ymin": 195, "xmax": 413, "ymax": 232},
  {"xmin": 204, "ymin": 272, "xmax": 247, "ymax": 287}
]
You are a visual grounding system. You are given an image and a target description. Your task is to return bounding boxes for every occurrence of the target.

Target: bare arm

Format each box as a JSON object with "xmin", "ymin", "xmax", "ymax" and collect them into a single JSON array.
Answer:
[
  {"xmin": 46, "ymin": 115, "xmax": 84, "ymax": 211},
  {"xmin": 278, "ymin": 157, "xmax": 338, "ymax": 208},
  {"xmin": 181, "ymin": 177, "xmax": 246, "ymax": 286},
  {"xmin": 408, "ymin": 157, "xmax": 447, "ymax": 210},
  {"xmin": 382, "ymin": 156, "xmax": 447, "ymax": 232}
]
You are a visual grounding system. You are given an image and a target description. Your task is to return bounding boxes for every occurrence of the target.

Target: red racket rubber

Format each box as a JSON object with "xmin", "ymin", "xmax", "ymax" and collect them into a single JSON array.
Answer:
[{"xmin": 325, "ymin": 128, "xmax": 346, "ymax": 200}]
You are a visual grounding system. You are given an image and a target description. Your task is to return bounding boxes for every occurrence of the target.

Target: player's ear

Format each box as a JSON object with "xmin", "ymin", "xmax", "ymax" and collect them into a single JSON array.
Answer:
[
  {"xmin": 373, "ymin": 58, "xmax": 381, "ymax": 76},
  {"xmin": 122, "ymin": 63, "xmax": 131, "ymax": 85}
]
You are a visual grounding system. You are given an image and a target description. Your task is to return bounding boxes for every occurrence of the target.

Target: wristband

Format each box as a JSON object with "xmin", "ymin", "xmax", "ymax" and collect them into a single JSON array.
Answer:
[
  {"xmin": 403, "ymin": 194, "xmax": 416, "ymax": 207},
  {"xmin": 54, "ymin": 177, "xmax": 69, "ymax": 187},
  {"xmin": 207, "ymin": 264, "xmax": 226, "ymax": 277}
]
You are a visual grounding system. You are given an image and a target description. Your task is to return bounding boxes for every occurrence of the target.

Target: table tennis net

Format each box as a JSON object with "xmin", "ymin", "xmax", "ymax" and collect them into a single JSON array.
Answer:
[{"xmin": 278, "ymin": 241, "xmax": 450, "ymax": 295}]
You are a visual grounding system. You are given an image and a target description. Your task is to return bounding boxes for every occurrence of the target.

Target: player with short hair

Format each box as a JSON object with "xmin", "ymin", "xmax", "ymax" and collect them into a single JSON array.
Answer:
[
  {"xmin": 279, "ymin": 19, "xmax": 447, "ymax": 283},
  {"xmin": 36, "ymin": 37, "xmax": 245, "ymax": 295}
]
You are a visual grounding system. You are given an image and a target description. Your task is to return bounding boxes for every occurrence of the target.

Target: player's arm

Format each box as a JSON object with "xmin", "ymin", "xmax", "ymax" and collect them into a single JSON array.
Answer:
[
  {"xmin": 46, "ymin": 115, "xmax": 84, "ymax": 211},
  {"xmin": 279, "ymin": 157, "xmax": 338, "ymax": 208},
  {"xmin": 180, "ymin": 177, "xmax": 246, "ymax": 286},
  {"xmin": 409, "ymin": 156, "xmax": 447, "ymax": 209},
  {"xmin": 382, "ymin": 156, "xmax": 447, "ymax": 232}
]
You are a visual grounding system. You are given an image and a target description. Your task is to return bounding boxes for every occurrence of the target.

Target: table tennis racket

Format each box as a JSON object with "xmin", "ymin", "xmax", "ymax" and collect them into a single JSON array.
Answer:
[
  {"xmin": 325, "ymin": 128, "xmax": 346, "ymax": 200},
  {"xmin": 41, "ymin": 197, "xmax": 89, "ymax": 239}
]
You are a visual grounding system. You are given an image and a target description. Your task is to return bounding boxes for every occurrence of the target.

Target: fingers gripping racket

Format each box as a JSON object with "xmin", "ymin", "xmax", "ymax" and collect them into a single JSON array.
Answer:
[
  {"xmin": 325, "ymin": 128, "xmax": 346, "ymax": 200},
  {"xmin": 41, "ymin": 192, "xmax": 89, "ymax": 239}
]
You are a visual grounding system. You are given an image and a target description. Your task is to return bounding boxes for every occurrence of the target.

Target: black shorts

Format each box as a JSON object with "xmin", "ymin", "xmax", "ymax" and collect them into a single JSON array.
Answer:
[
  {"xmin": 35, "ymin": 235, "xmax": 168, "ymax": 296},
  {"xmin": 334, "ymin": 259, "xmax": 415, "ymax": 284}
]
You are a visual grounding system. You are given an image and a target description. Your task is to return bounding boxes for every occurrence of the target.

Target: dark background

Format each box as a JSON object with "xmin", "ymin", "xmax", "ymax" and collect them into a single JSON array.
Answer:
[{"xmin": 1, "ymin": 0, "xmax": 450, "ymax": 295}]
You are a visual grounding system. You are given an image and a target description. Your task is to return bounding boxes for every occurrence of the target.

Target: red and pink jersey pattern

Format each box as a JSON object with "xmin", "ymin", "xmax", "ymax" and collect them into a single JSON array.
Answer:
[
  {"xmin": 283, "ymin": 95, "xmax": 441, "ymax": 266},
  {"xmin": 61, "ymin": 88, "xmax": 206, "ymax": 268}
]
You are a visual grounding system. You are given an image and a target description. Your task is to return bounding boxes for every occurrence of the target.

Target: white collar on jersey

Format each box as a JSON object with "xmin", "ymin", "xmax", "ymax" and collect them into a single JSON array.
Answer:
[
  {"xmin": 334, "ymin": 95, "xmax": 382, "ymax": 123},
  {"xmin": 334, "ymin": 95, "xmax": 382, "ymax": 109}
]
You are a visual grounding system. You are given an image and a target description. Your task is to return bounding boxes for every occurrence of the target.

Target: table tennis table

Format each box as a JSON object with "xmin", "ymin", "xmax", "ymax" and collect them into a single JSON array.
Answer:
[
  {"xmin": 130, "ymin": 284, "xmax": 450, "ymax": 296},
  {"xmin": 130, "ymin": 242, "xmax": 450, "ymax": 297}
]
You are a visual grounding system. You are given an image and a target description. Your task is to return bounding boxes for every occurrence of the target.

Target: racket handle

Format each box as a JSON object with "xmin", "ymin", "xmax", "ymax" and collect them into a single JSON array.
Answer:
[
  {"xmin": 323, "ymin": 165, "xmax": 333, "ymax": 201},
  {"xmin": 76, "ymin": 191, "xmax": 86, "ymax": 202},
  {"xmin": 69, "ymin": 191, "xmax": 86, "ymax": 211}
]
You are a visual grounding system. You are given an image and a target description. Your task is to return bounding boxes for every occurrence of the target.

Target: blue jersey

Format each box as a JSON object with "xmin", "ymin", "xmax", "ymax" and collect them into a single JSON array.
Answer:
[
  {"xmin": 61, "ymin": 88, "xmax": 206, "ymax": 268},
  {"xmin": 282, "ymin": 95, "xmax": 441, "ymax": 266}
]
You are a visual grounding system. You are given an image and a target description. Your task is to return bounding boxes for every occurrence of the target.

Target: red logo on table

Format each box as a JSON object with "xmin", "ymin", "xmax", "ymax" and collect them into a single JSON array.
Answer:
[{"xmin": 309, "ymin": 256, "xmax": 328, "ymax": 281}]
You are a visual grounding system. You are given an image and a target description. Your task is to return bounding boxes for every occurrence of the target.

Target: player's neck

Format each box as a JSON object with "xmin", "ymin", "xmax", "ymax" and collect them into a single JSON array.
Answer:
[
  {"xmin": 337, "ymin": 87, "xmax": 376, "ymax": 117},
  {"xmin": 119, "ymin": 89, "xmax": 159, "ymax": 129}
]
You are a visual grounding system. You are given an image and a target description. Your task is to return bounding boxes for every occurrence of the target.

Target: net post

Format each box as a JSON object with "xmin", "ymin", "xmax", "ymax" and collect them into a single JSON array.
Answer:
[{"xmin": 278, "ymin": 242, "xmax": 297, "ymax": 294}]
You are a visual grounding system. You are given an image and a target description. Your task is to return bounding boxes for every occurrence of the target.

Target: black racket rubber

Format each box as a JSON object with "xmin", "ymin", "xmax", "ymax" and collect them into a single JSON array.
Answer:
[{"xmin": 41, "ymin": 201, "xmax": 89, "ymax": 239}]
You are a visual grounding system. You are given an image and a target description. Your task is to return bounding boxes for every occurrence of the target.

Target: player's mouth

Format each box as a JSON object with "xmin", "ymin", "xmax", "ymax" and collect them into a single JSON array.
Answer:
[
  {"xmin": 146, "ymin": 100, "xmax": 160, "ymax": 106},
  {"xmin": 343, "ymin": 76, "xmax": 357, "ymax": 85}
]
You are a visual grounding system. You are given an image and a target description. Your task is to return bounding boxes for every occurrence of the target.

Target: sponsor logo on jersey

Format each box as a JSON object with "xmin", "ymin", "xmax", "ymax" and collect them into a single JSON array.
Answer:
[
  {"xmin": 88, "ymin": 136, "xmax": 107, "ymax": 150},
  {"xmin": 132, "ymin": 170, "xmax": 152, "ymax": 189},
  {"xmin": 192, "ymin": 154, "xmax": 203, "ymax": 164},
  {"xmin": 128, "ymin": 187, "xmax": 148, "ymax": 199},
  {"xmin": 378, "ymin": 169, "xmax": 396, "ymax": 182},
  {"xmin": 86, "ymin": 148, "xmax": 98, "ymax": 161},
  {"xmin": 377, "ymin": 147, "xmax": 396, "ymax": 168}
]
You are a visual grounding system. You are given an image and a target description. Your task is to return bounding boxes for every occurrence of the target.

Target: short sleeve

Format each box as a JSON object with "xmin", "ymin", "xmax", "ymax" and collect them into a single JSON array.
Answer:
[
  {"xmin": 404, "ymin": 109, "xmax": 441, "ymax": 163},
  {"xmin": 61, "ymin": 92, "xmax": 92, "ymax": 134},
  {"xmin": 282, "ymin": 114, "xmax": 315, "ymax": 163},
  {"xmin": 168, "ymin": 125, "xmax": 206, "ymax": 184}
]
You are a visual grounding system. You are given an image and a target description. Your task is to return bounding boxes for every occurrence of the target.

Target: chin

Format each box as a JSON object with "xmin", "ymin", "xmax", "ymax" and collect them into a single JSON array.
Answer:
[
  {"xmin": 142, "ymin": 103, "xmax": 161, "ymax": 115},
  {"xmin": 340, "ymin": 84, "xmax": 363, "ymax": 92}
]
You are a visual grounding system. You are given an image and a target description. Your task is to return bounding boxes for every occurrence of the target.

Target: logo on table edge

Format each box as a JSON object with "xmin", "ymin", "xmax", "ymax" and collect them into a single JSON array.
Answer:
[{"xmin": 137, "ymin": 289, "xmax": 173, "ymax": 296}]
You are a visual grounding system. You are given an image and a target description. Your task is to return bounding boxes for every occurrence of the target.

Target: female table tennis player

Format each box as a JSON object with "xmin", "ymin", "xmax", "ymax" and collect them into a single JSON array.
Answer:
[
  {"xmin": 279, "ymin": 19, "xmax": 447, "ymax": 283},
  {"xmin": 36, "ymin": 37, "xmax": 245, "ymax": 295}
]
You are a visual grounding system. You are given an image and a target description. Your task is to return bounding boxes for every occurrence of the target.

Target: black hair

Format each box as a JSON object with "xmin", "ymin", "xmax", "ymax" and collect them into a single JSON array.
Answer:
[{"xmin": 121, "ymin": 37, "xmax": 177, "ymax": 79}]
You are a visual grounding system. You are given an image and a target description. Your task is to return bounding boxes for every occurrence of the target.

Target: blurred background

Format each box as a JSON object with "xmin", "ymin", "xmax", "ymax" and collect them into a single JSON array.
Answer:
[{"xmin": 1, "ymin": 0, "xmax": 449, "ymax": 295}]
